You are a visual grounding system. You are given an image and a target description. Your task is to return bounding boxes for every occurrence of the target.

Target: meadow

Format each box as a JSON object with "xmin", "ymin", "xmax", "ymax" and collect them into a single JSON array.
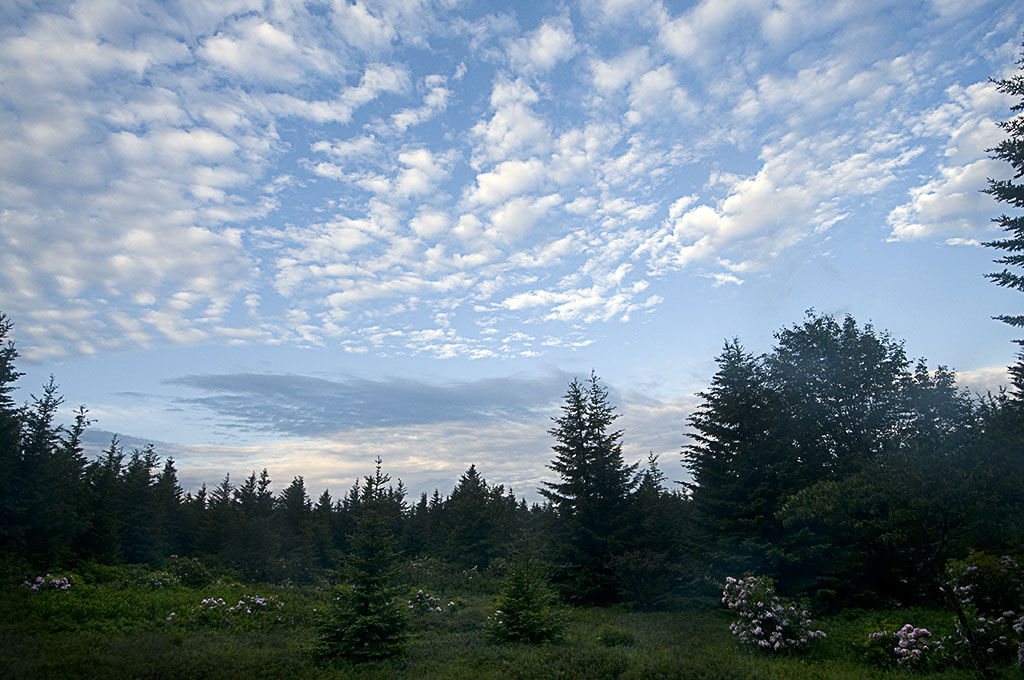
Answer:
[{"xmin": 2, "ymin": 561, "xmax": 1019, "ymax": 680}]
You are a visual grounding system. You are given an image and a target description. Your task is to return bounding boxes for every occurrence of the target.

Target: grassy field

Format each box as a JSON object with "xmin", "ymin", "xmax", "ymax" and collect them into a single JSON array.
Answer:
[{"xmin": 1, "ymin": 567, "xmax": 1020, "ymax": 679}]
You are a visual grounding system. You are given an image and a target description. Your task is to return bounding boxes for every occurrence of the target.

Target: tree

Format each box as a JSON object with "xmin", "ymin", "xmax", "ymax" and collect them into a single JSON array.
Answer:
[
  {"xmin": 0, "ymin": 313, "xmax": 23, "ymax": 562},
  {"xmin": 443, "ymin": 464, "xmax": 502, "ymax": 568},
  {"xmin": 684, "ymin": 339, "xmax": 795, "ymax": 572},
  {"xmin": 317, "ymin": 458, "xmax": 407, "ymax": 662},
  {"xmin": 765, "ymin": 313, "xmax": 909, "ymax": 476},
  {"xmin": 984, "ymin": 40, "xmax": 1024, "ymax": 396},
  {"xmin": 541, "ymin": 372, "xmax": 638, "ymax": 604}
]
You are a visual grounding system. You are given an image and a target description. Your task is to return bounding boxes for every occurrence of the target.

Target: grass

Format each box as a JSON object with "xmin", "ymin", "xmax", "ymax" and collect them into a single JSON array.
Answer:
[{"xmin": 1, "ymin": 572, "xmax": 1020, "ymax": 679}]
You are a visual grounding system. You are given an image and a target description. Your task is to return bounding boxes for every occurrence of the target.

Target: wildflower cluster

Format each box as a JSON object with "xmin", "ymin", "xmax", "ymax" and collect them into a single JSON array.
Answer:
[
  {"xmin": 22, "ymin": 573, "xmax": 73, "ymax": 592},
  {"xmin": 864, "ymin": 552, "xmax": 1024, "ymax": 669},
  {"xmin": 168, "ymin": 594, "xmax": 284, "ymax": 629},
  {"xmin": 407, "ymin": 589, "xmax": 450, "ymax": 614},
  {"xmin": 945, "ymin": 552, "xmax": 1024, "ymax": 667},
  {"xmin": 722, "ymin": 575, "xmax": 826, "ymax": 653},
  {"xmin": 143, "ymin": 570, "xmax": 179, "ymax": 589}
]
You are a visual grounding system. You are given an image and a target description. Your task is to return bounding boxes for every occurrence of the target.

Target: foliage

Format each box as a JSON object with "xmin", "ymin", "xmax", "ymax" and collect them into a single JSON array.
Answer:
[
  {"xmin": 942, "ymin": 552, "xmax": 1024, "ymax": 668},
  {"xmin": 983, "ymin": 40, "xmax": 1024, "ymax": 396},
  {"xmin": 22, "ymin": 573, "xmax": 74, "ymax": 592},
  {"xmin": 486, "ymin": 552, "xmax": 564, "ymax": 645},
  {"xmin": 541, "ymin": 372, "xmax": 638, "ymax": 605},
  {"xmin": 861, "ymin": 625, "xmax": 944, "ymax": 671},
  {"xmin": 595, "ymin": 623, "xmax": 635, "ymax": 647},
  {"xmin": 722, "ymin": 575, "xmax": 826, "ymax": 653},
  {"xmin": 168, "ymin": 593, "xmax": 285, "ymax": 630},
  {"xmin": 316, "ymin": 459, "xmax": 408, "ymax": 663}
]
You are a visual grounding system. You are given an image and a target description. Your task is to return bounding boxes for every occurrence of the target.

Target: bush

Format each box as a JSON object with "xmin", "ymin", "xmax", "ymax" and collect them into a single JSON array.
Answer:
[
  {"xmin": 943, "ymin": 551, "xmax": 1024, "ymax": 668},
  {"xmin": 596, "ymin": 623, "xmax": 635, "ymax": 647},
  {"xmin": 722, "ymin": 575, "xmax": 826, "ymax": 653},
  {"xmin": 486, "ymin": 553, "xmax": 564, "ymax": 644},
  {"xmin": 861, "ymin": 625, "xmax": 944, "ymax": 670}
]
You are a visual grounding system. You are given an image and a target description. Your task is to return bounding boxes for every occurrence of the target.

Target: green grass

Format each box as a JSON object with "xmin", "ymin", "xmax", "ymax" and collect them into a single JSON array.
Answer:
[{"xmin": 1, "ymin": 576, "xmax": 1020, "ymax": 679}]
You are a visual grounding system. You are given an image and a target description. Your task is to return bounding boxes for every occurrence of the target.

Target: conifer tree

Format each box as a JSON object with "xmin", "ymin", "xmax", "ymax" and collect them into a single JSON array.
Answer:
[
  {"xmin": 541, "ymin": 372, "xmax": 637, "ymax": 604},
  {"xmin": 0, "ymin": 313, "xmax": 23, "ymax": 561},
  {"xmin": 318, "ymin": 458, "xmax": 407, "ymax": 662},
  {"xmin": 984, "ymin": 41, "xmax": 1024, "ymax": 396}
]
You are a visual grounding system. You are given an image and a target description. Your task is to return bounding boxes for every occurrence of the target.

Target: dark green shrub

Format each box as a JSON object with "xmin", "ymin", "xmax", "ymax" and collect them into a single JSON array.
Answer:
[
  {"xmin": 596, "ymin": 623, "xmax": 635, "ymax": 647},
  {"xmin": 486, "ymin": 553, "xmax": 564, "ymax": 644}
]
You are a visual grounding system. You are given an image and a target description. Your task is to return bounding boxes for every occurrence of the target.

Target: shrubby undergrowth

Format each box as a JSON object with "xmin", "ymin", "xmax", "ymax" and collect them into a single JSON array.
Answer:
[{"xmin": 722, "ymin": 575, "xmax": 826, "ymax": 653}]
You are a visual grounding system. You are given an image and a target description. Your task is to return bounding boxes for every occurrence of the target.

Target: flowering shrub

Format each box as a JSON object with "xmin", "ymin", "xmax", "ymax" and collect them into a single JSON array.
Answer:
[
  {"xmin": 22, "ymin": 573, "xmax": 73, "ymax": 592},
  {"xmin": 862, "ymin": 625, "xmax": 943, "ymax": 670},
  {"xmin": 408, "ymin": 589, "xmax": 446, "ymax": 614},
  {"xmin": 944, "ymin": 609, "xmax": 1023, "ymax": 666},
  {"xmin": 165, "ymin": 555, "xmax": 212, "ymax": 587},
  {"xmin": 168, "ymin": 594, "xmax": 284, "ymax": 629},
  {"xmin": 722, "ymin": 575, "xmax": 826, "ymax": 653},
  {"xmin": 944, "ymin": 552, "xmax": 1024, "ymax": 668},
  {"xmin": 143, "ymin": 570, "xmax": 179, "ymax": 589},
  {"xmin": 864, "ymin": 553, "xmax": 1024, "ymax": 670}
]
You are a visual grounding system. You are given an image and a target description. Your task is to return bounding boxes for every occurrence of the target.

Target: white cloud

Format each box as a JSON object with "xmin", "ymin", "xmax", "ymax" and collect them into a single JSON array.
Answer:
[
  {"xmin": 471, "ymin": 77, "xmax": 550, "ymax": 164},
  {"xmin": 467, "ymin": 158, "xmax": 548, "ymax": 205},
  {"xmin": 888, "ymin": 80, "xmax": 1015, "ymax": 241},
  {"xmin": 267, "ymin": 63, "xmax": 409, "ymax": 122},
  {"xmin": 487, "ymin": 193, "xmax": 563, "ymax": 242},
  {"xmin": 509, "ymin": 16, "xmax": 577, "ymax": 72},
  {"xmin": 590, "ymin": 47, "xmax": 651, "ymax": 93},
  {"xmin": 391, "ymin": 75, "xmax": 452, "ymax": 131},
  {"xmin": 332, "ymin": 0, "xmax": 397, "ymax": 52},
  {"xmin": 199, "ymin": 17, "xmax": 336, "ymax": 82}
]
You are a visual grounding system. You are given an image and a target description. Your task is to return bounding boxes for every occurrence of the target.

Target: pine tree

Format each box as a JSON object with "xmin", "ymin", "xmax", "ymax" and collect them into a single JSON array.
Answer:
[
  {"xmin": 317, "ymin": 458, "xmax": 407, "ymax": 662},
  {"xmin": 684, "ymin": 340, "xmax": 793, "ymax": 571},
  {"xmin": 0, "ymin": 313, "xmax": 23, "ymax": 561},
  {"xmin": 444, "ymin": 464, "xmax": 499, "ymax": 568},
  {"xmin": 984, "ymin": 41, "xmax": 1024, "ymax": 397},
  {"xmin": 541, "ymin": 372, "xmax": 638, "ymax": 604}
]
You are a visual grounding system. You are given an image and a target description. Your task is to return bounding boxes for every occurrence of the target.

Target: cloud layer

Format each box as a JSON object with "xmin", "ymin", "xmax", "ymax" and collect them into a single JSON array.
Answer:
[{"xmin": 2, "ymin": 0, "xmax": 1020, "ymax": 364}]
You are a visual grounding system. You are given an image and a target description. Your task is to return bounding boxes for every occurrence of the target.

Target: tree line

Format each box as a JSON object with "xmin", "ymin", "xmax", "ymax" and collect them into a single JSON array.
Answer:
[{"xmin": 1, "ymin": 308, "xmax": 1022, "ymax": 610}]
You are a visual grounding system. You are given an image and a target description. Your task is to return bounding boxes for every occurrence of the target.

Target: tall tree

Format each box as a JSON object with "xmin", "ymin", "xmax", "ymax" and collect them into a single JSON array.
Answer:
[
  {"xmin": 541, "ymin": 372, "xmax": 638, "ymax": 604},
  {"xmin": 685, "ymin": 339, "xmax": 795, "ymax": 572},
  {"xmin": 0, "ymin": 313, "xmax": 23, "ymax": 561},
  {"xmin": 318, "ymin": 458, "xmax": 408, "ymax": 662},
  {"xmin": 984, "ymin": 40, "xmax": 1024, "ymax": 396}
]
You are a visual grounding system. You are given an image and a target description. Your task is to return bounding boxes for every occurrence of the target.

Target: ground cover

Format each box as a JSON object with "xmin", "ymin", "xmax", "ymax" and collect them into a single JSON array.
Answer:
[{"xmin": 1, "ymin": 566, "xmax": 1020, "ymax": 679}]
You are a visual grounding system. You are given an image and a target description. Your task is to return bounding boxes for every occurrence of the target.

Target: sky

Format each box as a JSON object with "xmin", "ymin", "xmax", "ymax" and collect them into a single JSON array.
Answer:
[{"xmin": 2, "ymin": 0, "xmax": 1024, "ymax": 502}]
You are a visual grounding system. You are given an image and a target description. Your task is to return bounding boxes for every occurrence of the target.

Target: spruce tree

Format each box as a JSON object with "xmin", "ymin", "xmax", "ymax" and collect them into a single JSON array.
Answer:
[
  {"xmin": 0, "ymin": 313, "xmax": 23, "ymax": 561},
  {"xmin": 317, "ymin": 458, "xmax": 407, "ymax": 662},
  {"xmin": 984, "ymin": 41, "xmax": 1024, "ymax": 396},
  {"xmin": 541, "ymin": 372, "xmax": 637, "ymax": 604}
]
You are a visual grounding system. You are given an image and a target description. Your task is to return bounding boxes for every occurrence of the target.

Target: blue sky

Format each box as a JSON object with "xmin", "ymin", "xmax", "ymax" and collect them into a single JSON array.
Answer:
[{"xmin": 3, "ymin": 0, "xmax": 1023, "ymax": 501}]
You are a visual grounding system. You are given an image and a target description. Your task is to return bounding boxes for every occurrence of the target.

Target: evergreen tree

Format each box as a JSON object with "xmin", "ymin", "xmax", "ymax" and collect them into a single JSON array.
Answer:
[
  {"xmin": 318, "ymin": 458, "xmax": 407, "ymax": 662},
  {"xmin": 82, "ymin": 437, "xmax": 125, "ymax": 562},
  {"xmin": 152, "ymin": 457, "xmax": 184, "ymax": 557},
  {"xmin": 120, "ymin": 445, "xmax": 160, "ymax": 563},
  {"xmin": 984, "ymin": 41, "xmax": 1024, "ymax": 397},
  {"xmin": 541, "ymin": 372, "xmax": 638, "ymax": 604},
  {"xmin": 443, "ymin": 464, "xmax": 499, "ymax": 568},
  {"xmin": 277, "ymin": 475, "xmax": 314, "ymax": 580},
  {"xmin": 0, "ymin": 313, "xmax": 23, "ymax": 563},
  {"xmin": 685, "ymin": 340, "xmax": 794, "ymax": 571}
]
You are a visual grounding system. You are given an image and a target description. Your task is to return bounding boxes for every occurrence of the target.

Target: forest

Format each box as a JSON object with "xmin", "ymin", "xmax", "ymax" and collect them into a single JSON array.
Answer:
[
  {"xmin": 3, "ymin": 30, "xmax": 1024, "ymax": 680},
  {"xmin": 2, "ymin": 304, "xmax": 1024, "ymax": 678}
]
